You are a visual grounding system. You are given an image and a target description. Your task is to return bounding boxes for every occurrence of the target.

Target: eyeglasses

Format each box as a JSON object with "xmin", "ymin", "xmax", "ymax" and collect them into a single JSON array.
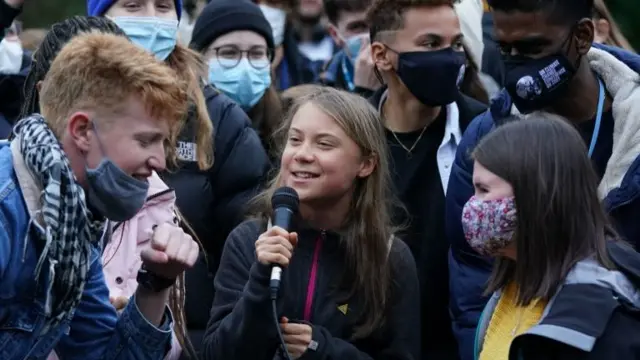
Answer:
[{"xmin": 211, "ymin": 45, "xmax": 272, "ymax": 69}]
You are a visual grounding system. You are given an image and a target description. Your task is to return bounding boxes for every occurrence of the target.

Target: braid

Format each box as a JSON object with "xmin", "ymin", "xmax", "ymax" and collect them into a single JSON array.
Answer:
[
  {"xmin": 168, "ymin": 274, "xmax": 199, "ymax": 358},
  {"xmin": 168, "ymin": 207, "xmax": 204, "ymax": 359},
  {"xmin": 20, "ymin": 16, "xmax": 127, "ymax": 118}
]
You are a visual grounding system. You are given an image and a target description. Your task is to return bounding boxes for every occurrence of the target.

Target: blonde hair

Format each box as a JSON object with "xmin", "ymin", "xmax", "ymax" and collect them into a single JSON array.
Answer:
[
  {"xmin": 165, "ymin": 44, "xmax": 215, "ymax": 170},
  {"xmin": 593, "ymin": 0, "xmax": 634, "ymax": 52},
  {"xmin": 280, "ymin": 84, "xmax": 325, "ymax": 114},
  {"xmin": 253, "ymin": 87, "xmax": 397, "ymax": 339},
  {"xmin": 39, "ymin": 32, "xmax": 188, "ymax": 141}
]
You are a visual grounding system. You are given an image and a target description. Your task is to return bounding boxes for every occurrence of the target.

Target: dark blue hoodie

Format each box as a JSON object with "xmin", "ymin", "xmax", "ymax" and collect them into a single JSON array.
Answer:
[{"xmin": 445, "ymin": 44, "xmax": 640, "ymax": 360}]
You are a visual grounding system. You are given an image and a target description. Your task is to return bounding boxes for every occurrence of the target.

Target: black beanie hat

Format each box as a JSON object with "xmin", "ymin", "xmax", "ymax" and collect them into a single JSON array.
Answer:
[{"xmin": 190, "ymin": 0, "xmax": 274, "ymax": 52}]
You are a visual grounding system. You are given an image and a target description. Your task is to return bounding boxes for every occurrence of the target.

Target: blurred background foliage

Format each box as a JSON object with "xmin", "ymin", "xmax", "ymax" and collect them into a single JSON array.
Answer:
[{"xmin": 17, "ymin": 0, "xmax": 640, "ymax": 50}]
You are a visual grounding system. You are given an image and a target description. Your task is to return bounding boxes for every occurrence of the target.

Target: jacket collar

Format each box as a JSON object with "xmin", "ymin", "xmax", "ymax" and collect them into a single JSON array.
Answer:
[
  {"xmin": 10, "ymin": 138, "xmax": 44, "ymax": 226},
  {"xmin": 513, "ymin": 243, "xmax": 640, "ymax": 354},
  {"xmin": 476, "ymin": 242, "xmax": 640, "ymax": 358}
]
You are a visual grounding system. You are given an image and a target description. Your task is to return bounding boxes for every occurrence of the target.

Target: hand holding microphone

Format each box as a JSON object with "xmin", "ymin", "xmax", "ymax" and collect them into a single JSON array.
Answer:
[
  {"xmin": 255, "ymin": 227, "xmax": 298, "ymax": 267},
  {"xmin": 262, "ymin": 186, "xmax": 300, "ymax": 299},
  {"xmin": 263, "ymin": 187, "xmax": 300, "ymax": 360}
]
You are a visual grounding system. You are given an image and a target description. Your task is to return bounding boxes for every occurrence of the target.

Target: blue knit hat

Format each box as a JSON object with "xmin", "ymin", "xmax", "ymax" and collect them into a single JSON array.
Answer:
[{"xmin": 87, "ymin": 0, "xmax": 183, "ymax": 19}]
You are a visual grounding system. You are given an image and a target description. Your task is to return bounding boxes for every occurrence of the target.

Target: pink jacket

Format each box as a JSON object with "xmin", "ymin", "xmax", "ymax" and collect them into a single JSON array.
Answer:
[{"xmin": 48, "ymin": 172, "xmax": 182, "ymax": 360}]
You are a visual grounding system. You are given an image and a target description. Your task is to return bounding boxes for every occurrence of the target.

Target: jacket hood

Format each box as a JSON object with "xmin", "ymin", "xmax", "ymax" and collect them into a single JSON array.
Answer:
[
  {"xmin": 142, "ymin": 172, "xmax": 175, "ymax": 208},
  {"xmin": 565, "ymin": 250, "xmax": 640, "ymax": 309}
]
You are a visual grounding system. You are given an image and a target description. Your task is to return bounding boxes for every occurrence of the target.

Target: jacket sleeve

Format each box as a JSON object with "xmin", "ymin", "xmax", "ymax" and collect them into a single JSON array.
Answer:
[
  {"xmin": 302, "ymin": 240, "xmax": 421, "ymax": 360},
  {"xmin": 201, "ymin": 221, "xmax": 280, "ymax": 360},
  {"xmin": 103, "ymin": 191, "xmax": 184, "ymax": 360},
  {"xmin": 446, "ymin": 113, "xmax": 495, "ymax": 360},
  {"xmin": 55, "ymin": 247, "xmax": 173, "ymax": 360},
  {"xmin": 0, "ymin": 1, "xmax": 20, "ymax": 41},
  {"xmin": 205, "ymin": 89, "xmax": 269, "ymax": 265}
]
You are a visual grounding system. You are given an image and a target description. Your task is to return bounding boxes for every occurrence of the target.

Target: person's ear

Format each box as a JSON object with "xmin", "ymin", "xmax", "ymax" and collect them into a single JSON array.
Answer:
[
  {"xmin": 66, "ymin": 112, "xmax": 92, "ymax": 153},
  {"xmin": 593, "ymin": 18, "xmax": 611, "ymax": 44},
  {"xmin": 327, "ymin": 24, "xmax": 344, "ymax": 48},
  {"xmin": 371, "ymin": 40, "xmax": 393, "ymax": 72},
  {"xmin": 36, "ymin": 80, "xmax": 43, "ymax": 93},
  {"xmin": 574, "ymin": 18, "xmax": 595, "ymax": 56},
  {"xmin": 357, "ymin": 154, "xmax": 376, "ymax": 178}
]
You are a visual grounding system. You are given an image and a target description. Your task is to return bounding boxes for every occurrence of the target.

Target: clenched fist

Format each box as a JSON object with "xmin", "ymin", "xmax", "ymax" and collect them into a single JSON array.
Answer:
[{"xmin": 140, "ymin": 223, "xmax": 199, "ymax": 280}]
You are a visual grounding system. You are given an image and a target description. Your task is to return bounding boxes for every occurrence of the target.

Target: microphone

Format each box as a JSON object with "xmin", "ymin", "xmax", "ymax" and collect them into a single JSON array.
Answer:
[{"xmin": 269, "ymin": 187, "xmax": 299, "ymax": 300}]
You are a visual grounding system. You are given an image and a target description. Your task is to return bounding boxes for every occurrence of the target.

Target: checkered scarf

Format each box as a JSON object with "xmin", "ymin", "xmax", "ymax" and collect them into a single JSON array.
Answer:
[{"xmin": 14, "ymin": 114, "xmax": 104, "ymax": 328}]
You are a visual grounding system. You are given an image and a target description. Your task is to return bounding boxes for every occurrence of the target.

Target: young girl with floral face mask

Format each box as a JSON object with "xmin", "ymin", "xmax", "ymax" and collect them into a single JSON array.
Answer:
[{"xmin": 463, "ymin": 114, "xmax": 640, "ymax": 360}]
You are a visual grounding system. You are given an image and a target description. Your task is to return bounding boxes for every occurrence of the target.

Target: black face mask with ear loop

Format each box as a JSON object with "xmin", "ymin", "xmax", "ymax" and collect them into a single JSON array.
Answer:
[
  {"xmin": 502, "ymin": 28, "xmax": 583, "ymax": 114},
  {"xmin": 392, "ymin": 47, "xmax": 467, "ymax": 106}
]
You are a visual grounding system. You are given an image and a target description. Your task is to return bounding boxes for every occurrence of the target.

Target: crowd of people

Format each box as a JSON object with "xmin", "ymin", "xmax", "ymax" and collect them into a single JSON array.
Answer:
[{"xmin": 0, "ymin": 0, "xmax": 639, "ymax": 359}]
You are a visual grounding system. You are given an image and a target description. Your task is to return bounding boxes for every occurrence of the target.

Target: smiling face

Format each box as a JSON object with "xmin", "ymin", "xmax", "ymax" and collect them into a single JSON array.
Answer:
[
  {"xmin": 65, "ymin": 95, "xmax": 169, "ymax": 186},
  {"xmin": 280, "ymin": 102, "xmax": 374, "ymax": 205}
]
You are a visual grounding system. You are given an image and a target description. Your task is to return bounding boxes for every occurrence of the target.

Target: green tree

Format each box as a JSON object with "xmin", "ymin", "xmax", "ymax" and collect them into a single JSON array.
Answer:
[
  {"xmin": 20, "ymin": 0, "xmax": 84, "ymax": 28},
  {"xmin": 606, "ymin": 0, "xmax": 639, "ymax": 50}
]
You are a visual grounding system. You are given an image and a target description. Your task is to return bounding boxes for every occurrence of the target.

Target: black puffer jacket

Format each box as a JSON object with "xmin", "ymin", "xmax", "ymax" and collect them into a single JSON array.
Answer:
[{"xmin": 161, "ymin": 85, "xmax": 270, "ymax": 346}]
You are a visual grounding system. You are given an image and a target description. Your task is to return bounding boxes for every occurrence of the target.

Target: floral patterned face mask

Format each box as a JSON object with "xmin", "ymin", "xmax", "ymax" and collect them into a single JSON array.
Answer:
[{"xmin": 461, "ymin": 195, "xmax": 517, "ymax": 256}]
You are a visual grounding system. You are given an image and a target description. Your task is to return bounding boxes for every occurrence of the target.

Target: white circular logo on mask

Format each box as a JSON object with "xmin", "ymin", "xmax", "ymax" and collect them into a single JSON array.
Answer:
[{"xmin": 515, "ymin": 75, "xmax": 542, "ymax": 100}]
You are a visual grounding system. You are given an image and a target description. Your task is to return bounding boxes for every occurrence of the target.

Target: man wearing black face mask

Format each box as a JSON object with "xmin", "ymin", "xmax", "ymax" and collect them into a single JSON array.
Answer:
[
  {"xmin": 366, "ymin": 0, "xmax": 487, "ymax": 359},
  {"xmin": 446, "ymin": 1, "xmax": 640, "ymax": 359}
]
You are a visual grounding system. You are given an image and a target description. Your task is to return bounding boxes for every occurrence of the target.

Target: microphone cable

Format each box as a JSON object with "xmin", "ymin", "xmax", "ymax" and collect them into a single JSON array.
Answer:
[
  {"xmin": 268, "ymin": 187, "xmax": 299, "ymax": 360},
  {"xmin": 271, "ymin": 285, "xmax": 293, "ymax": 360}
]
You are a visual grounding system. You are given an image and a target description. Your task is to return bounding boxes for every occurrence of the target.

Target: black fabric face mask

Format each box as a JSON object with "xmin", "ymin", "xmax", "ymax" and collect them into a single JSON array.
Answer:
[
  {"xmin": 394, "ymin": 47, "xmax": 467, "ymax": 106},
  {"xmin": 502, "ymin": 32, "xmax": 581, "ymax": 114}
]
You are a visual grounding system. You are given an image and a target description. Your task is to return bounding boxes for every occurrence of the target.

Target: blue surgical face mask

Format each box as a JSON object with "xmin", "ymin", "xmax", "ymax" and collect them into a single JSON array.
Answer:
[
  {"xmin": 112, "ymin": 16, "xmax": 178, "ymax": 61},
  {"xmin": 208, "ymin": 58, "xmax": 271, "ymax": 110},
  {"xmin": 86, "ymin": 125, "xmax": 149, "ymax": 222},
  {"xmin": 344, "ymin": 34, "xmax": 368, "ymax": 60}
]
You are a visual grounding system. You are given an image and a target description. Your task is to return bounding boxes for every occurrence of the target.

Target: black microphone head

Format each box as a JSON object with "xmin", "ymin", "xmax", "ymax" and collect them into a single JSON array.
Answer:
[{"xmin": 271, "ymin": 187, "xmax": 300, "ymax": 212}]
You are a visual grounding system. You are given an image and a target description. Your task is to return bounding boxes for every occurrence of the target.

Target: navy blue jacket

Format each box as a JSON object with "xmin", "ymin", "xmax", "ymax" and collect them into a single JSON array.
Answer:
[{"xmin": 446, "ymin": 44, "xmax": 640, "ymax": 360}]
